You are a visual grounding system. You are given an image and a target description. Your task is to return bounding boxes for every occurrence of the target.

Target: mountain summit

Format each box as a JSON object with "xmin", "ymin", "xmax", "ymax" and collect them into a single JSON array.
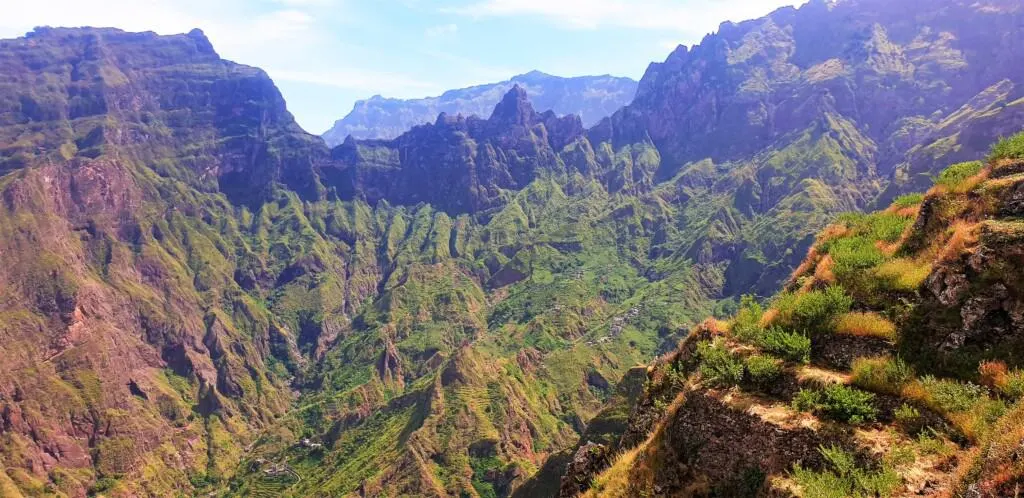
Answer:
[{"xmin": 321, "ymin": 71, "xmax": 638, "ymax": 144}]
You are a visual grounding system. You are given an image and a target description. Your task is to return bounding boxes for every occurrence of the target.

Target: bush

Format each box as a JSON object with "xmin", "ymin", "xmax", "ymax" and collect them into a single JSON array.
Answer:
[
  {"xmin": 1003, "ymin": 371, "xmax": 1024, "ymax": 401},
  {"xmin": 828, "ymin": 237, "xmax": 886, "ymax": 279},
  {"xmin": 793, "ymin": 384, "xmax": 877, "ymax": 424},
  {"xmin": 696, "ymin": 339, "xmax": 744, "ymax": 387},
  {"xmin": 774, "ymin": 286, "xmax": 853, "ymax": 335},
  {"xmin": 988, "ymin": 132, "xmax": 1024, "ymax": 162},
  {"xmin": 919, "ymin": 376, "xmax": 986, "ymax": 413},
  {"xmin": 835, "ymin": 312, "xmax": 897, "ymax": 341},
  {"xmin": 935, "ymin": 161, "xmax": 983, "ymax": 190},
  {"xmin": 745, "ymin": 355, "xmax": 783, "ymax": 386},
  {"xmin": 891, "ymin": 193, "xmax": 924, "ymax": 209},
  {"xmin": 851, "ymin": 356, "xmax": 914, "ymax": 395},
  {"xmin": 791, "ymin": 445, "xmax": 902, "ymax": 498},
  {"xmin": 760, "ymin": 327, "xmax": 811, "ymax": 364},
  {"xmin": 732, "ymin": 295, "xmax": 764, "ymax": 343}
]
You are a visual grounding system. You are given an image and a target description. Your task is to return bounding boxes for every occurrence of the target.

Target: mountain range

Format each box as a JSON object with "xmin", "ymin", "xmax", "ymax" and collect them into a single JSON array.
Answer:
[
  {"xmin": 321, "ymin": 72, "xmax": 638, "ymax": 145},
  {"xmin": 0, "ymin": 0, "xmax": 1022, "ymax": 496}
]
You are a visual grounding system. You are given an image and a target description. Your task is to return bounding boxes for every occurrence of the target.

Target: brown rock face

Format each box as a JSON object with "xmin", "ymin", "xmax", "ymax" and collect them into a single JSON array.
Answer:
[{"xmin": 558, "ymin": 442, "xmax": 611, "ymax": 498}]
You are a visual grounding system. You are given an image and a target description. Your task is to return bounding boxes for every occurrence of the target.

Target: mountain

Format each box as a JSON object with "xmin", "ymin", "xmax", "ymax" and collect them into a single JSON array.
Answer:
[
  {"xmin": 320, "ymin": 71, "xmax": 638, "ymax": 145},
  {"xmin": 0, "ymin": 0, "xmax": 1022, "ymax": 496},
  {"xmin": 562, "ymin": 137, "xmax": 1024, "ymax": 496}
]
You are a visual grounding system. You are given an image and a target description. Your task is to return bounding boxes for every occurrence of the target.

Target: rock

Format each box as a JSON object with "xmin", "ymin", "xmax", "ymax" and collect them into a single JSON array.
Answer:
[{"xmin": 558, "ymin": 442, "xmax": 611, "ymax": 498}]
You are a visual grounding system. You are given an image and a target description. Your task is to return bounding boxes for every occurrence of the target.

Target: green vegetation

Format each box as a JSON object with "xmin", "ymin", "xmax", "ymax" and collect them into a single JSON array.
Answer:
[
  {"xmin": 696, "ymin": 339, "xmax": 745, "ymax": 387},
  {"xmin": 792, "ymin": 384, "xmax": 877, "ymax": 424},
  {"xmin": 851, "ymin": 356, "xmax": 913, "ymax": 395},
  {"xmin": 773, "ymin": 286, "xmax": 853, "ymax": 335},
  {"xmin": 988, "ymin": 131, "xmax": 1024, "ymax": 162},
  {"xmin": 792, "ymin": 445, "xmax": 902, "ymax": 498},
  {"xmin": 758, "ymin": 327, "xmax": 811, "ymax": 364},
  {"xmin": 744, "ymin": 355, "xmax": 783, "ymax": 386},
  {"xmin": 935, "ymin": 161, "xmax": 983, "ymax": 190}
]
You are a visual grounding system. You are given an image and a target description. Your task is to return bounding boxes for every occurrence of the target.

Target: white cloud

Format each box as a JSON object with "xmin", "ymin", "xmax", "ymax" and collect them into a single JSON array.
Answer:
[
  {"xmin": 268, "ymin": 67, "xmax": 443, "ymax": 95},
  {"xmin": 450, "ymin": 0, "xmax": 803, "ymax": 33},
  {"xmin": 425, "ymin": 23, "xmax": 459, "ymax": 38}
]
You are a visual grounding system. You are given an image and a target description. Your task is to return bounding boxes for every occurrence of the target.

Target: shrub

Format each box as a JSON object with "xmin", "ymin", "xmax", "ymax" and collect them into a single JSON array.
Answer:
[
  {"xmin": 988, "ymin": 132, "xmax": 1024, "ymax": 162},
  {"xmin": 793, "ymin": 384, "xmax": 877, "ymax": 424},
  {"xmin": 745, "ymin": 355, "xmax": 783, "ymax": 386},
  {"xmin": 891, "ymin": 193, "xmax": 924, "ymax": 209},
  {"xmin": 1002, "ymin": 371, "xmax": 1024, "ymax": 401},
  {"xmin": 760, "ymin": 327, "xmax": 811, "ymax": 364},
  {"xmin": 978, "ymin": 360, "xmax": 1009, "ymax": 390},
  {"xmin": 875, "ymin": 258, "xmax": 932, "ymax": 292},
  {"xmin": 828, "ymin": 236, "xmax": 886, "ymax": 279},
  {"xmin": 851, "ymin": 356, "xmax": 914, "ymax": 395},
  {"xmin": 791, "ymin": 445, "xmax": 902, "ymax": 498},
  {"xmin": 835, "ymin": 312, "xmax": 897, "ymax": 341},
  {"xmin": 919, "ymin": 376, "xmax": 987, "ymax": 413},
  {"xmin": 732, "ymin": 295, "xmax": 764, "ymax": 343},
  {"xmin": 696, "ymin": 339, "xmax": 744, "ymax": 387},
  {"xmin": 774, "ymin": 286, "xmax": 853, "ymax": 335},
  {"xmin": 935, "ymin": 161, "xmax": 983, "ymax": 190}
]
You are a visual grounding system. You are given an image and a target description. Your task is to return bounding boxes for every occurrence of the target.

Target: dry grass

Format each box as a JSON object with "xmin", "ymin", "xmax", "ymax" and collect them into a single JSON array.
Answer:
[
  {"xmin": 978, "ymin": 360, "xmax": 1010, "ymax": 390},
  {"xmin": 875, "ymin": 257, "xmax": 933, "ymax": 292},
  {"xmin": 759, "ymin": 308, "xmax": 779, "ymax": 328},
  {"xmin": 938, "ymin": 221, "xmax": 979, "ymax": 262},
  {"xmin": 834, "ymin": 312, "xmax": 898, "ymax": 341},
  {"xmin": 790, "ymin": 247, "xmax": 820, "ymax": 284},
  {"xmin": 813, "ymin": 255, "xmax": 836, "ymax": 284}
]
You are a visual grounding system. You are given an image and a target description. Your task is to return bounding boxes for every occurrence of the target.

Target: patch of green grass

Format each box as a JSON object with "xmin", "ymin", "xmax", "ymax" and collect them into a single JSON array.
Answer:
[
  {"xmin": 919, "ymin": 376, "xmax": 986, "ymax": 413},
  {"xmin": 935, "ymin": 161, "xmax": 983, "ymax": 189},
  {"xmin": 891, "ymin": 193, "xmax": 924, "ymax": 209},
  {"xmin": 851, "ymin": 356, "xmax": 914, "ymax": 395},
  {"xmin": 731, "ymin": 295, "xmax": 764, "ymax": 343},
  {"xmin": 773, "ymin": 286, "xmax": 853, "ymax": 335},
  {"xmin": 988, "ymin": 132, "xmax": 1024, "ymax": 162}
]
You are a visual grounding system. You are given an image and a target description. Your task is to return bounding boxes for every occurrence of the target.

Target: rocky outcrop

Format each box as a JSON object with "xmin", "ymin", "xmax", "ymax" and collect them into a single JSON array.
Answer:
[
  {"xmin": 557, "ymin": 442, "xmax": 611, "ymax": 498},
  {"xmin": 322, "ymin": 71, "xmax": 637, "ymax": 144}
]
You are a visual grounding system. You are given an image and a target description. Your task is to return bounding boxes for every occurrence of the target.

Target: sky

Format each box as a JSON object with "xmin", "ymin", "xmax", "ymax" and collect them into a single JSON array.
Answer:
[{"xmin": 1, "ymin": 0, "xmax": 803, "ymax": 135}]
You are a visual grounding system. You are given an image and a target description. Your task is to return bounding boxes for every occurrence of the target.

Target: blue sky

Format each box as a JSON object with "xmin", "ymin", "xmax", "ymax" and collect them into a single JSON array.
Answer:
[{"xmin": 3, "ymin": 0, "xmax": 802, "ymax": 134}]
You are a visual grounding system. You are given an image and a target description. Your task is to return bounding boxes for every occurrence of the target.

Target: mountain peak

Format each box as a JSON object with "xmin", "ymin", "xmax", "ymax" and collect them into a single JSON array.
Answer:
[{"xmin": 489, "ymin": 85, "xmax": 537, "ymax": 125}]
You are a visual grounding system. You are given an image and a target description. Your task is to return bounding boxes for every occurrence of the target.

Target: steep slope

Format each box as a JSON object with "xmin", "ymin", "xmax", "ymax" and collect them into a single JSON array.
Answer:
[
  {"xmin": 2, "ymin": 0, "xmax": 1024, "ymax": 496},
  {"xmin": 568, "ymin": 134, "xmax": 1024, "ymax": 497},
  {"xmin": 321, "ymin": 71, "xmax": 637, "ymax": 144}
]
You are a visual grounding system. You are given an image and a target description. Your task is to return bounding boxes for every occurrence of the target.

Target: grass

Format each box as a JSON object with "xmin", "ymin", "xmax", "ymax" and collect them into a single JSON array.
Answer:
[
  {"xmin": 891, "ymin": 193, "xmax": 924, "ymax": 209},
  {"xmin": 988, "ymin": 131, "xmax": 1024, "ymax": 162},
  {"xmin": 834, "ymin": 312, "xmax": 897, "ymax": 341},
  {"xmin": 874, "ymin": 258, "xmax": 932, "ymax": 291},
  {"xmin": 851, "ymin": 356, "xmax": 914, "ymax": 395},
  {"xmin": 935, "ymin": 161, "xmax": 984, "ymax": 191},
  {"xmin": 772, "ymin": 286, "xmax": 853, "ymax": 335}
]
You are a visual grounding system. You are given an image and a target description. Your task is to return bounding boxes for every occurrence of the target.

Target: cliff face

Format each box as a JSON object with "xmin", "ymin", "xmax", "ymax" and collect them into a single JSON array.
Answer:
[
  {"xmin": 1, "ymin": 0, "xmax": 1024, "ymax": 496},
  {"xmin": 326, "ymin": 86, "xmax": 586, "ymax": 214},
  {"xmin": 566, "ymin": 141, "xmax": 1024, "ymax": 497},
  {"xmin": 321, "ymin": 71, "xmax": 637, "ymax": 145}
]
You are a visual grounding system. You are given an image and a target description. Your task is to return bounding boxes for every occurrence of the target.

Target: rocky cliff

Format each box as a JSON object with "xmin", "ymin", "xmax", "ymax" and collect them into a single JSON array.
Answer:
[
  {"xmin": 0, "ymin": 0, "xmax": 1023, "ymax": 496},
  {"xmin": 321, "ymin": 71, "xmax": 637, "ymax": 145},
  {"xmin": 562, "ymin": 138, "xmax": 1024, "ymax": 497}
]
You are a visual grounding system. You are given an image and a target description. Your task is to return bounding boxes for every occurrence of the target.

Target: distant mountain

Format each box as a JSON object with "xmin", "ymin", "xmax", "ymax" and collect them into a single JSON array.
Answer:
[{"xmin": 321, "ymin": 71, "xmax": 637, "ymax": 145}]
